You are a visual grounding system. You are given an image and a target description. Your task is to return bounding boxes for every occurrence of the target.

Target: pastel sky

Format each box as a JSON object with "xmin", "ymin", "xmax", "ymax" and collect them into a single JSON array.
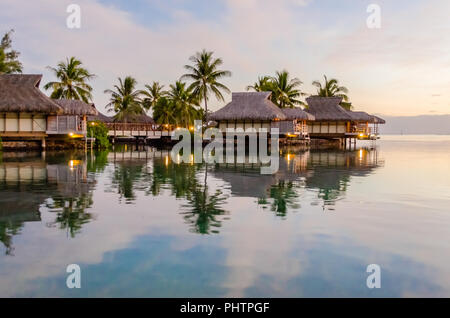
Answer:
[{"xmin": 1, "ymin": 0, "xmax": 449, "ymax": 116}]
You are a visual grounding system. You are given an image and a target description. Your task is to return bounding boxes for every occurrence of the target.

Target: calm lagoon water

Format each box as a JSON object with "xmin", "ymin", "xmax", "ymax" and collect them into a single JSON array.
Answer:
[{"xmin": 0, "ymin": 135, "xmax": 449, "ymax": 297}]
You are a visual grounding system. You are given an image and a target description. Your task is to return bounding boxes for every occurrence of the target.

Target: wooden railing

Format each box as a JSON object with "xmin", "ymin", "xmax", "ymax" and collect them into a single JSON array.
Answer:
[{"xmin": 105, "ymin": 123, "xmax": 159, "ymax": 133}]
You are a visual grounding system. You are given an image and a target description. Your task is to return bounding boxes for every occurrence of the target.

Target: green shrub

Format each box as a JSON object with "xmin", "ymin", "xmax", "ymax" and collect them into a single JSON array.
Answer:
[{"xmin": 87, "ymin": 121, "xmax": 110, "ymax": 149}]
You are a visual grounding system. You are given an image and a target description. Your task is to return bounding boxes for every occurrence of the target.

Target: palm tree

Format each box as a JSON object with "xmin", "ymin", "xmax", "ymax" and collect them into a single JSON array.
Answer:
[
  {"xmin": 104, "ymin": 76, "xmax": 144, "ymax": 122},
  {"xmin": 181, "ymin": 49, "xmax": 231, "ymax": 125},
  {"xmin": 167, "ymin": 81, "xmax": 201, "ymax": 128},
  {"xmin": 269, "ymin": 70, "xmax": 306, "ymax": 108},
  {"xmin": 44, "ymin": 57, "xmax": 95, "ymax": 103},
  {"xmin": 152, "ymin": 96, "xmax": 177, "ymax": 126},
  {"xmin": 246, "ymin": 76, "xmax": 272, "ymax": 92},
  {"xmin": 0, "ymin": 29, "xmax": 23, "ymax": 74},
  {"xmin": 312, "ymin": 75, "xmax": 352, "ymax": 110},
  {"xmin": 142, "ymin": 81, "xmax": 166, "ymax": 111}
]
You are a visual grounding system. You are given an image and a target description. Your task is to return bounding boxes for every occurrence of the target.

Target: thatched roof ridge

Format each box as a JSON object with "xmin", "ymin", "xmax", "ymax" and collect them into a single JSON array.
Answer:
[
  {"xmin": 0, "ymin": 74, "xmax": 62, "ymax": 114},
  {"xmin": 87, "ymin": 110, "xmax": 113, "ymax": 123},
  {"xmin": 112, "ymin": 113, "xmax": 155, "ymax": 124},
  {"xmin": 54, "ymin": 99, "xmax": 98, "ymax": 116},
  {"xmin": 282, "ymin": 107, "xmax": 315, "ymax": 121},
  {"xmin": 347, "ymin": 111, "xmax": 373, "ymax": 122},
  {"xmin": 210, "ymin": 92, "xmax": 287, "ymax": 121},
  {"xmin": 305, "ymin": 96, "xmax": 352, "ymax": 121}
]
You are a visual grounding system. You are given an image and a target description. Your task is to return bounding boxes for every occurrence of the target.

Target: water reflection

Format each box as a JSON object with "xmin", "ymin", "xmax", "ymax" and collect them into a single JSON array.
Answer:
[
  {"xmin": 0, "ymin": 145, "xmax": 382, "ymax": 255},
  {"xmin": 0, "ymin": 152, "xmax": 97, "ymax": 253}
]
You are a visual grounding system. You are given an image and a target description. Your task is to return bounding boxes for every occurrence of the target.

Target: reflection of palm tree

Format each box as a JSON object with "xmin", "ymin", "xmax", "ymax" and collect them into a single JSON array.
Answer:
[
  {"xmin": 151, "ymin": 160, "xmax": 229, "ymax": 234},
  {"xmin": 46, "ymin": 195, "xmax": 94, "ymax": 238},
  {"xmin": 0, "ymin": 220, "xmax": 22, "ymax": 255},
  {"xmin": 259, "ymin": 181, "xmax": 300, "ymax": 217},
  {"xmin": 111, "ymin": 163, "xmax": 149, "ymax": 202},
  {"xmin": 181, "ymin": 184, "xmax": 228, "ymax": 234},
  {"xmin": 150, "ymin": 160, "xmax": 198, "ymax": 197},
  {"xmin": 87, "ymin": 150, "xmax": 109, "ymax": 173}
]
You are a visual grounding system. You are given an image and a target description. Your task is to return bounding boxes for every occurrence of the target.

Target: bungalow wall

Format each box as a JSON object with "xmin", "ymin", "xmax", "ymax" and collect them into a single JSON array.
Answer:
[
  {"xmin": 217, "ymin": 120, "xmax": 272, "ymax": 132},
  {"xmin": 46, "ymin": 115, "xmax": 87, "ymax": 135},
  {"xmin": 272, "ymin": 120, "xmax": 309, "ymax": 135},
  {"xmin": 0, "ymin": 113, "xmax": 47, "ymax": 133},
  {"xmin": 308, "ymin": 121, "xmax": 348, "ymax": 134},
  {"xmin": 0, "ymin": 113, "xmax": 87, "ymax": 137},
  {"xmin": 217, "ymin": 120, "xmax": 309, "ymax": 136}
]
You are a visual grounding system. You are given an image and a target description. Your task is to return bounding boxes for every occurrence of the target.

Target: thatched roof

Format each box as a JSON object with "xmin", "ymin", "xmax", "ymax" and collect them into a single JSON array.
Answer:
[
  {"xmin": 54, "ymin": 99, "xmax": 98, "ymax": 116},
  {"xmin": 282, "ymin": 107, "xmax": 315, "ymax": 121},
  {"xmin": 371, "ymin": 115, "xmax": 386, "ymax": 124},
  {"xmin": 87, "ymin": 110, "xmax": 113, "ymax": 123},
  {"xmin": 0, "ymin": 74, "xmax": 62, "ymax": 114},
  {"xmin": 210, "ymin": 92, "xmax": 287, "ymax": 121},
  {"xmin": 347, "ymin": 111, "xmax": 373, "ymax": 122},
  {"xmin": 112, "ymin": 113, "xmax": 155, "ymax": 124},
  {"xmin": 305, "ymin": 96, "xmax": 353, "ymax": 121}
]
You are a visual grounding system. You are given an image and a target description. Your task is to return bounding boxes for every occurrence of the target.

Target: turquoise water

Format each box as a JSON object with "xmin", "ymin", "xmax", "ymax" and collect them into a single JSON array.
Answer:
[{"xmin": 0, "ymin": 135, "xmax": 449, "ymax": 297}]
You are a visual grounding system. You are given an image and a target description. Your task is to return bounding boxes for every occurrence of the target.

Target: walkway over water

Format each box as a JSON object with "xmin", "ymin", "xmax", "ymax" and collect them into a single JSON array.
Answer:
[{"xmin": 105, "ymin": 123, "xmax": 172, "ymax": 139}]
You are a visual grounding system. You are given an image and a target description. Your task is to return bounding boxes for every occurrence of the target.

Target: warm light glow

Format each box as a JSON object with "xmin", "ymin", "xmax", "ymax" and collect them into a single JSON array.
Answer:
[
  {"xmin": 359, "ymin": 133, "xmax": 364, "ymax": 137},
  {"xmin": 359, "ymin": 149, "xmax": 364, "ymax": 159},
  {"xmin": 68, "ymin": 160, "xmax": 82, "ymax": 167},
  {"xmin": 286, "ymin": 154, "xmax": 294, "ymax": 161},
  {"xmin": 189, "ymin": 126, "xmax": 194, "ymax": 131},
  {"xmin": 68, "ymin": 132, "xmax": 84, "ymax": 138},
  {"xmin": 165, "ymin": 156, "xmax": 169, "ymax": 166}
]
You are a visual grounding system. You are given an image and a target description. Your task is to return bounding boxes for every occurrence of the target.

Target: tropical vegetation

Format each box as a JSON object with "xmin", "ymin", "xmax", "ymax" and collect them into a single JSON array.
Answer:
[
  {"xmin": 6, "ymin": 28, "xmax": 357, "ymax": 125},
  {"xmin": 142, "ymin": 81, "xmax": 166, "ymax": 111},
  {"xmin": 104, "ymin": 76, "xmax": 144, "ymax": 122},
  {"xmin": 312, "ymin": 75, "xmax": 352, "ymax": 110},
  {"xmin": 247, "ymin": 70, "xmax": 306, "ymax": 108},
  {"xmin": 87, "ymin": 120, "xmax": 110, "ymax": 149},
  {"xmin": 0, "ymin": 29, "xmax": 22, "ymax": 74},
  {"xmin": 181, "ymin": 49, "xmax": 231, "ymax": 125},
  {"xmin": 44, "ymin": 57, "xmax": 95, "ymax": 103}
]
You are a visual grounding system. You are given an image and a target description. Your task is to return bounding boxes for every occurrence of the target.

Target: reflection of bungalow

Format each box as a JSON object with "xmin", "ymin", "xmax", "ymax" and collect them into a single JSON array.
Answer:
[
  {"xmin": 305, "ymin": 96, "xmax": 385, "ymax": 140},
  {"xmin": 0, "ymin": 74, "xmax": 97, "ymax": 148},
  {"xmin": 210, "ymin": 92, "xmax": 314, "ymax": 137}
]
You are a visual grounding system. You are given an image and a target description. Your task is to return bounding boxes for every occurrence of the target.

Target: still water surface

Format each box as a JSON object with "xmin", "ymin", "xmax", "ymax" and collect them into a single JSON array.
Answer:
[{"xmin": 0, "ymin": 135, "xmax": 449, "ymax": 297}]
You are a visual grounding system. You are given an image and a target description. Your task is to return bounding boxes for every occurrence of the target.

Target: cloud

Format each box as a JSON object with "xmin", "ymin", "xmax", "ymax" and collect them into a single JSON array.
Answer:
[{"xmin": 0, "ymin": 0, "xmax": 449, "ymax": 116}]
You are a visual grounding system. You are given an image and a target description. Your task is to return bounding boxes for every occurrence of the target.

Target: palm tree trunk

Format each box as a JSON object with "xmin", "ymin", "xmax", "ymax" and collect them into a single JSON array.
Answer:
[
  {"xmin": 203, "ymin": 95, "xmax": 208, "ymax": 126},
  {"xmin": 203, "ymin": 82, "xmax": 208, "ymax": 127}
]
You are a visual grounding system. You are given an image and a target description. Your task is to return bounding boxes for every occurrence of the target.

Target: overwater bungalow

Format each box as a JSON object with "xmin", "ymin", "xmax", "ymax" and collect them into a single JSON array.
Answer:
[
  {"xmin": 210, "ymin": 92, "xmax": 314, "ymax": 138},
  {"xmin": 305, "ymin": 96, "xmax": 385, "ymax": 141},
  {"xmin": 0, "ymin": 74, "xmax": 97, "ymax": 149}
]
